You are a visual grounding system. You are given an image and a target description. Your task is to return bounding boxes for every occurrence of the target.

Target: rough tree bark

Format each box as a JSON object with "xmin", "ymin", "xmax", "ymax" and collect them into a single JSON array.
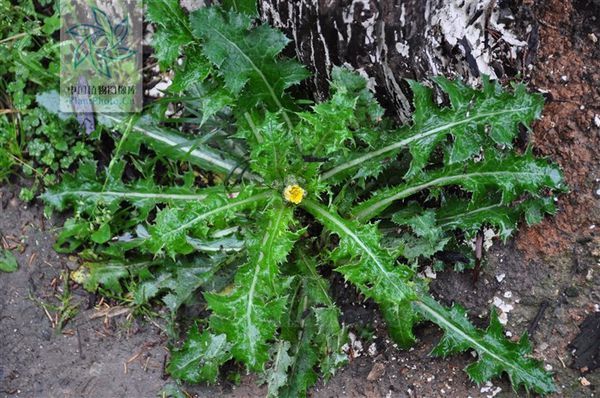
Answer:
[{"xmin": 258, "ymin": 0, "xmax": 539, "ymax": 122}]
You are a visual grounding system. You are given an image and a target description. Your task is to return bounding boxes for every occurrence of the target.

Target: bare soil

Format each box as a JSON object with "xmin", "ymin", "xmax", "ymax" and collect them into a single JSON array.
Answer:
[
  {"xmin": 1, "ymin": 0, "xmax": 599, "ymax": 397},
  {"xmin": 518, "ymin": 0, "xmax": 600, "ymax": 257}
]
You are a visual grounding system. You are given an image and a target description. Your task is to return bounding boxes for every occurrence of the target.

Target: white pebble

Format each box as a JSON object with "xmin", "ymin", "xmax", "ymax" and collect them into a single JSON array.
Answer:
[
  {"xmin": 368, "ymin": 343, "xmax": 377, "ymax": 357},
  {"xmin": 424, "ymin": 266, "xmax": 437, "ymax": 279}
]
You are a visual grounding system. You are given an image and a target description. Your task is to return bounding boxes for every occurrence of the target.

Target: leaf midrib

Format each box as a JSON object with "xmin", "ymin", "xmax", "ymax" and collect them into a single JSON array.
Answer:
[
  {"xmin": 437, "ymin": 203, "xmax": 502, "ymax": 227},
  {"xmin": 301, "ymin": 200, "xmax": 408, "ymax": 300},
  {"xmin": 413, "ymin": 297, "xmax": 536, "ymax": 387},
  {"xmin": 355, "ymin": 170, "xmax": 547, "ymax": 221},
  {"xmin": 206, "ymin": 25, "xmax": 294, "ymax": 130},
  {"xmin": 159, "ymin": 191, "xmax": 271, "ymax": 248},
  {"xmin": 101, "ymin": 114, "xmax": 260, "ymax": 180},
  {"xmin": 245, "ymin": 206, "xmax": 285, "ymax": 352},
  {"xmin": 46, "ymin": 190, "xmax": 210, "ymax": 202},
  {"xmin": 321, "ymin": 107, "xmax": 530, "ymax": 181},
  {"xmin": 297, "ymin": 249, "xmax": 334, "ymax": 307}
]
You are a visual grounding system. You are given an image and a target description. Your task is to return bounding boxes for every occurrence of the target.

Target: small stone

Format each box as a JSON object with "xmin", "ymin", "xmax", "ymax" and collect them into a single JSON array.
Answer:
[
  {"xmin": 492, "ymin": 296, "xmax": 513, "ymax": 325},
  {"xmin": 496, "ymin": 273, "xmax": 506, "ymax": 283},
  {"xmin": 367, "ymin": 362, "xmax": 386, "ymax": 381},
  {"xmin": 580, "ymin": 377, "xmax": 591, "ymax": 386},
  {"xmin": 589, "ymin": 33, "xmax": 598, "ymax": 43},
  {"xmin": 368, "ymin": 342, "xmax": 377, "ymax": 357},
  {"xmin": 148, "ymin": 79, "xmax": 172, "ymax": 98},
  {"xmin": 497, "ymin": 312, "xmax": 509, "ymax": 325},
  {"xmin": 586, "ymin": 268, "xmax": 594, "ymax": 281},
  {"xmin": 424, "ymin": 266, "xmax": 437, "ymax": 279},
  {"xmin": 565, "ymin": 286, "xmax": 579, "ymax": 297},
  {"xmin": 493, "ymin": 297, "xmax": 514, "ymax": 313}
]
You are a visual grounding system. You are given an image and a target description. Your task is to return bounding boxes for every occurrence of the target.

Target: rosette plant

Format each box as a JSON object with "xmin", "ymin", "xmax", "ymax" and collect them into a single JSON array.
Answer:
[{"xmin": 41, "ymin": 2, "xmax": 563, "ymax": 396}]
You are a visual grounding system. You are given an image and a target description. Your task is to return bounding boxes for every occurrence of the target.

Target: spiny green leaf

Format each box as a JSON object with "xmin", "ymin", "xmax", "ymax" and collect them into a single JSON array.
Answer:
[
  {"xmin": 296, "ymin": 90, "xmax": 357, "ymax": 157},
  {"xmin": 182, "ymin": 80, "xmax": 235, "ymax": 126},
  {"xmin": 278, "ymin": 322, "xmax": 319, "ymax": 398},
  {"xmin": 321, "ymin": 76, "xmax": 544, "ymax": 182},
  {"xmin": 275, "ymin": 248, "xmax": 347, "ymax": 398},
  {"xmin": 169, "ymin": 46, "xmax": 212, "ymax": 92},
  {"xmin": 392, "ymin": 209, "xmax": 450, "ymax": 259},
  {"xmin": 354, "ymin": 151, "xmax": 563, "ymax": 221},
  {"xmin": 303, "ymin": 199, "xmax": 415, "ymax": 302},
  {"xmin": 292, "ymin": 66, "xmax": 386, "ymax": 177},
  {"xmin": 99, "ymin": 114, "xmax": 259, "ymax": 181},
  {"xmin": 266, "ymin": 341, "xmax": 294, "ymax": 397},
  {"xmin": 303, "ymin": 201, "xmax": 555, "ymax": 393},
  {"xmin": 400, "ymin": 235, "xmax": 449, "ymax": 263},
  {"xmin": 243, "ymin": 112, "xmax": 294, "ymax": 183},
  {"xmin": 205, "ymin": 201, "xmax": 298, "ymax": 371},
  {"xmin": 33, "ymin": 96, "xmax": 255, "ymax": 181},
  {"xmin": 437, "ymin": 195, "xmax": 557, "ymax": 241},
  {"xmin": 313, "ymin": 306, "xmax": 348, "ymax": 377},
  {"xmin": 168, "ymin": 326, "xmax": 232, "ymax": 383},
  {"xmin": 190, "ymin": 7, "xmax": 309, "ymax": 116},
  {"xmin": 42, "ymin": 160, "xmax": 240, "ymax": 260},
  {"xmin": 133, "ymin": 255, "xmax": 223, "ymax": 311},
  {"xmin": 41, "ymin": 8, "xmax": 561, "ymax": 393},
  {"xmin": 83, "ymin": 260, "xmax": 140, "ymax": 293},
  {"xmin": 221, "ymin": 0, "xmax": 258, "ymax": 16},
  {"xmin": 389, "ymin": 207, "xmax": 450, "ymax": 261},
  {"xmin": 146, "ymin": 188, "xmax": 271, "ymax": 257},
  {"xmin": 146, "ymin": 0, "xmax": 194, "ymax": 68},
  {"xmin": 41, "ymin": 160, "xmax": 217, "ymax": 212},
  {"xmin": 381, "ymin": 302, "xmax": 419, "ymax": 346},
  {"xmin": 0, "ymin": 249, "xmax": 18, "ymax": 273},
  {"xmin": 329, "ymin": 66, "xmax": 384, "ymax": 125},
  {"xmin": 389, "ymin": 194, "xmax": 557, "ymax": 259},
  {"xmin": 294, "ymin": 249, "xmax": 347, "ymax": 379},
  {"xmin": 301, "ymin": 199, "xmax": 418, "ymax": 347},
  {"xmin": 428, "ymin": 303, "xmax": 476, "ymax": 357},
  {"xmin": 415, "ymin": 297, "xmax": 556, "ymax": 395},
  {"xmin": 394, "ymin": 209, "xmax": 446, "ymax": 244}
]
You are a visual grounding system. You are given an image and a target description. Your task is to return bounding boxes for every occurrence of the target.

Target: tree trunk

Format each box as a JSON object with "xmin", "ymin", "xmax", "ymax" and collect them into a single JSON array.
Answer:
[{"xmin": 259, "ymin": 0, "xmax": 538, "ymax": 122}]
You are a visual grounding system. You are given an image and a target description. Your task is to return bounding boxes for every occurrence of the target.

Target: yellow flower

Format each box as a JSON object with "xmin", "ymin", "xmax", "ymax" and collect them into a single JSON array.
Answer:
[{"xmin": 283, "ymin": 184, "xmax": 305, "ymax": 204}]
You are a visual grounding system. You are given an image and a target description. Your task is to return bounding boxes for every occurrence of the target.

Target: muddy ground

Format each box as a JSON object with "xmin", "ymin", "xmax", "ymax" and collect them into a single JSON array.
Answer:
[{"xmin": 1, "ymin": 0, "xmax": 599, "ymax": 397}]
